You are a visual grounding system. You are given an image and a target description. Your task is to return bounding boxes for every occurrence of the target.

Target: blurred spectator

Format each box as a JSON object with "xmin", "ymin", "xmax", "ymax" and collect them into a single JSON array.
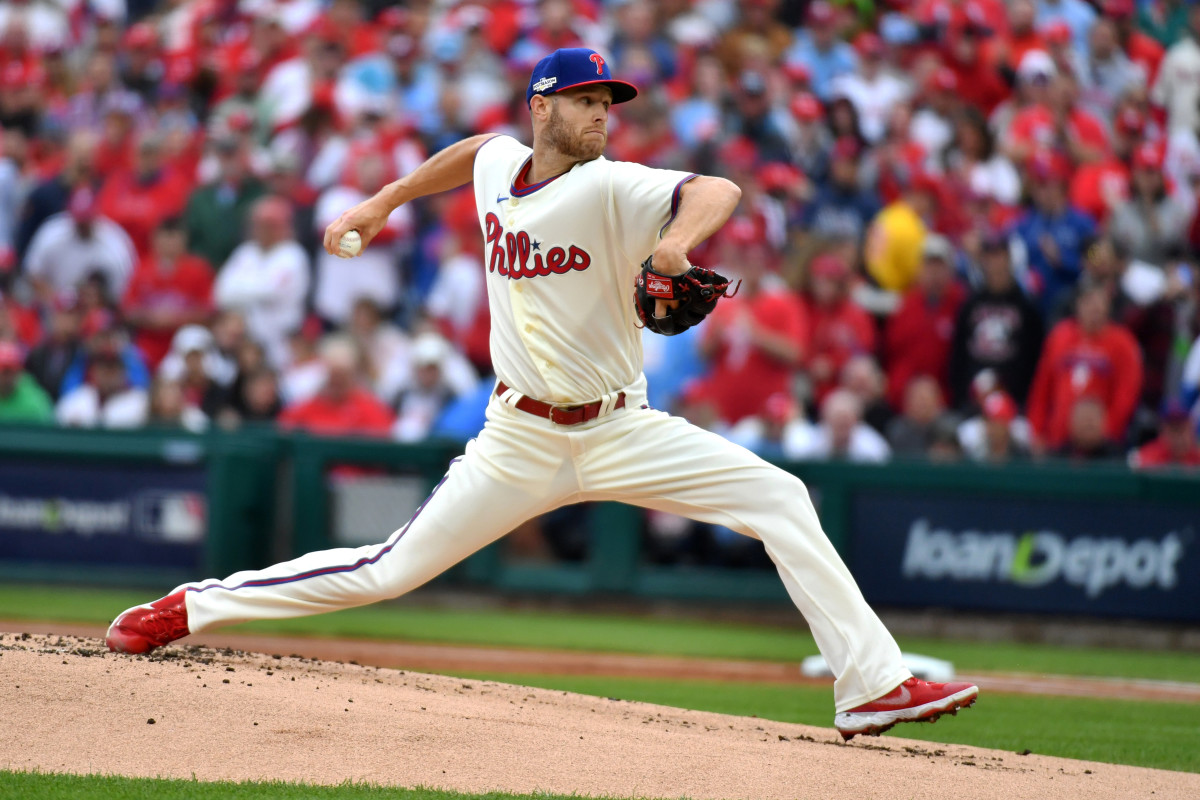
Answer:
[
  {"xmin": 886, "ymin": 375, "xmax": 956, "ymax": 457},
  {"xmin": 883, "ymin": 234, "xmax": 966, "ymax": 409},
  {"xmin": 121, "ymin": 217, "xmax": 214, "ymax": 370},
  {"xmin": 1028, "ymin": 282, "xmax": 1143, "ymax": 449},
  {"xmin": 23, "ymin": 187, "xmax": 136, "ymax": 306},
  {"xmin": 146, "ymin": 376, "xmax": 207, "ymax": 433},
  {"xmin": 1035, "ymin": 0, "xmax": 1097, "ymax": 55},
  {"xmin": 1107, "ymin": 0, "xmax": 1165, "ymax": 85},
  {"xmin": 801, "ymin": 138, "xmax": 880, "ymax": 242},
  {"xmin": 1068, "ymin": 107, "xmax": 1143, "ymax": 225},
  {"xmin": 794, "ymin": 387, "xmax": 891, "ymax": 463},
  {"xmin": 1150, "ymin": 4, "xmax": 1200, "ymax": 134},
  {"xmin": 278, "ymin": 334, "xmax": 393, "ymax": 438},
  {"xmin": 839, "ymin": 354, "xmax": 894, "ymax": 434},
  {"xmin": 1109, "ymin": 141, "xmax": 1193, "ymax": 265},
  {"xmin": 24, "ymin": 298, "xmax": 83, "ymax": 400},
  {"xmin": 158, "ymin": 325, "xmax": 225, "ymax": 418},
  {"xmin": 1055, "ymin": 396, "xmax": 1125, "ymax": 461},
  {"xmin": 15, "ymin": 132, "xmax": 96, "ymax": 260},
  {"xmin": 942, "ymin": 21, "xmax": 1010, "ymax": 115},
  {"xmin": 958, "ymin": 390, "xmax": 1033, "ymax": 463},
  {"xmin": 425, "ymin": 227, "xmax": 489, "ymax": 374},
  {"xmin": 376, "ymin": 321, "xmax": 479, "ymax": 411},
  {"xmin": 60, "ymin": 318, "xmax": 150, "ymax": 396},
  {"xmin": 1071, "ymin": 17, "xmax": 1144, "ymax": 122},
  {"xmin": 280, "ymin": 316, "xmax": 326, "ymax": 405},
  {"xmin": 214, "ymin": 195, "xmax": 309, "ymax": 368},
  {"xmin": 612, "ymin": 0, "xmax": 678, "ymax": 81},
  {"xmin": 95, "ymin": 130, "xmax": 190, "ymax": 257},
  {"xmin": 184, "ymin": 138, "xmax": 266, "ymax": 268},
  {"xmin": 1013, "ymin": 151, "xmax": 1098, "ymax": 315},
  {"xmin": 829, "ymin": 32, "xmax": 909, "ymax": 145},
  {"xmin": 1005, "ymin": 70, "xmax": 1109, "ymax": 168},
  {"xmin": 699, "ymin": 220, "xmax": 807, "ymax": 424},
  {"xmin": 802, "ymin": 252, "xmax": 876, "ymax": 405},
  {"xmin": 784, "ymin": 1, "xmax": 857, "ymax": 102},
  {"xmin": 787, "ymin": 92, "xmax": 831, "ymax": 183},
  {"xmin": 312, "ymin": 152, "xmax": 410, "ymax": 326},
  {"xmin": 392, "ymin": 333, "xmax": 459, "ymax": 442},
  {"xmin": 55, "ymin": 345, "xmax": 149, "ymax": 429},
  {"xmin": 993, "ymin": 0, "xmax": 1049, "ymax": 77},
  {"xmin": 1140, "ymin": 0, "xmax": 1193, "ymax": 47},
  {"xmin": 726, "ymin": 392, "xmax": 816, "ymax": 461},
  {"xmin": 0, "ymin": 286, "xmax": 41, "ymax": 349},
  {"xmin": 1130, "ymin": 400, "xmax": 1200, "ymax": 468},
  {"xmin": 346, "ymin": 297, "xmax": 408, "ymax": 389},
  {"xmin": 0, "ymin": 341, "xmax": 52, "ymax": 424},
  {"xmin": 715, "ymin": 0, "xmax": 791, "ymax": 76},
  {"xmin": 943, "ymin": 110, "xmax": 1023, "ymax": 208},
  {"xmin": 725, "ymin": 70, "xmax": 791, "ymax": 164},
  {"xmin": 219, "ymin": 368, "xmax": 283, "ymax": 427},
  {"xmin": 949, "ymin": 231, "xmax": 1045, "ymax": 407}
]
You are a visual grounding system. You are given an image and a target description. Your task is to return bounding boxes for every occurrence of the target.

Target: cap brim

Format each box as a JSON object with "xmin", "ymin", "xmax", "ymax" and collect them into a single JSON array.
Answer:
[{"xmin": 554, "ymin": 79, "xmax": 639, "ymax": 104}]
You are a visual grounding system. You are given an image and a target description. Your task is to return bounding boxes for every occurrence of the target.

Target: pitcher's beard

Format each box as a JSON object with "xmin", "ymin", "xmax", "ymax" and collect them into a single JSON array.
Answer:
[{"xmin": 544, "ymin": 105, "xmax": 605, "ymax": 161}]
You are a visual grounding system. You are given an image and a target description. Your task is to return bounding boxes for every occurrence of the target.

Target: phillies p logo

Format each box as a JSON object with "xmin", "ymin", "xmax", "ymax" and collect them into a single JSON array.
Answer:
[{"xmin": 589, "ymin": 53, "xmax": 605, "ymax": 76}]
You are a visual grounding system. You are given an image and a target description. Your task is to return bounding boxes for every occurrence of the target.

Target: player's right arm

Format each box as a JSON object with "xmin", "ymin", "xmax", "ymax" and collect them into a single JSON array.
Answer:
[{"xmin": 322, "ymin": 133, "xmax": 499, "ymax": 256}]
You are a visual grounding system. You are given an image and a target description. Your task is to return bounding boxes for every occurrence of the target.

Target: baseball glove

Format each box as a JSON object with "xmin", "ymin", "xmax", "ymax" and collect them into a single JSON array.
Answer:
[{"xmin": 634, "ymin": 256, "xmax": 738, "ymax": 336}]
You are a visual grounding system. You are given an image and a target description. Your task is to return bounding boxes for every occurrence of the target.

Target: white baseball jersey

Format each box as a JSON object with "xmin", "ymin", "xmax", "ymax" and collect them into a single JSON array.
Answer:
[{"xmin": 472, "ymin": 134, "xmax": 696, "ymax": 404}]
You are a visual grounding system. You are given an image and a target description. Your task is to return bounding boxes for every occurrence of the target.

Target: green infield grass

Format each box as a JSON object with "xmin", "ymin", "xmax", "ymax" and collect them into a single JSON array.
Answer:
[
  {"xmin": 446, "ymin": 672, "xmax": 1199, "ymax": 773},
  {"xmin": 2, "ymin": 585, "xmax": 1197, "ymax": 683},
  {"xmin": 0, "ymin": 772, "xmax": 619, "ymax": 800}
]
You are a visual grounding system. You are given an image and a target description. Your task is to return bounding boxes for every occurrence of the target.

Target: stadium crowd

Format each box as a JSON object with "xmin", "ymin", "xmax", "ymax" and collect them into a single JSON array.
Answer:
[{"xmin": 2, "ymin": 0, "xmax": 1200, "ymax": 472}]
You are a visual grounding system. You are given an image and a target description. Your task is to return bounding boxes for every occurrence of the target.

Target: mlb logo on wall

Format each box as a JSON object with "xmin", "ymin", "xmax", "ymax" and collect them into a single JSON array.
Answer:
[{"xmin": 134, "ymin": 491, "xmax": 207, "ymax": 544}]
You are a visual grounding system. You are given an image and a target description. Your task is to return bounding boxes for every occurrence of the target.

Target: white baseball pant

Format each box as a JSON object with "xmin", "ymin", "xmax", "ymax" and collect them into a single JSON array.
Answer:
[{"xmin": 182, "ymin": 386, "xmax": 910, "ymax": 711}]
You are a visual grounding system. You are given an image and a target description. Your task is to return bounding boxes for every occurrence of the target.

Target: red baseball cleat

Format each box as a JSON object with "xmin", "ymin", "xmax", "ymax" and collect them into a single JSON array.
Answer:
[
  {"xmin": 105, "ymin": 591, "xmax": 190, "ymax": 654},
  {"xmin": 835, "ymin": 677, "xmax": 979, "ymax": 740}
]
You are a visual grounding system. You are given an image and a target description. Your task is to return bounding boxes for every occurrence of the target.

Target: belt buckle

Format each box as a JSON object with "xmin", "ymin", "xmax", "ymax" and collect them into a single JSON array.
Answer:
[{"xmin": 549, "ymin": 404, "xmax": 582, "ymax": 425}]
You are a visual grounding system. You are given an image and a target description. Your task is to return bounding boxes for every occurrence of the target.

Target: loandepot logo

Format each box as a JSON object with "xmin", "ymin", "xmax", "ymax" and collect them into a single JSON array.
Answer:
[
  {"xmin": 0, "ymin": 494, "xmax": 129, "ymax": 536},
  {"xmin": 901, "ymin": 518, "xmax": 1187, "ymax": 598}
]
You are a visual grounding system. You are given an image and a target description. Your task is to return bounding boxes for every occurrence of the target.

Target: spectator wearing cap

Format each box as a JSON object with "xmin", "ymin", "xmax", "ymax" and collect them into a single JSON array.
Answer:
[
  {"xmin": 0, "ymin": 341, "xmax": 52, "ymax": 424},
  {"xmin": 59, "ymin": 313, "xmax": 151, "ymax": 396},
  {"xmin": 55, "ymin": 343, "xmax": 150, "ymax": 429},
  {"xmin": 828, "ymin": 32, "xmax": 910, "ymax": 145},
  {"xmin": 787, "ymin": 92, "xmax": 832, "ymax": 182},
  {"xmin": 1004, "ymin": 71, "xmax": 1109, "ymax": 167},
  {"xmin": 122, "ymin": 217, "xmax": 215, "ymax": 370},
  {"xmin": 792, "ymin": 387, "xmax": 891, "ymax": 463},
  {"xmin": 23, "ymin": 187, "xmax": 136, "ymax": 307},
  {"xmin": 214, "ymin": 195, "xmax": 309, "ymax": 369},
  {"xmin": 119, "ymin": 23, "xmax": 164, "ymax": 105},
  {"xmin": 783, "ymin": 1, "xmax": 858, "ymax": 102},
  {"xmin": 1034, "ymin": 0, "xmax": 1097, "ymax": 56},
  {"xmin": 942, "ymin": 21, "xmax": 1011, "ymax": 115},
  {"xmin": 1150, "ymin": 4, "xmax": 1200, "ymax": 134},
  {"xmin": 883, "ymin": 234, "xmax": 967, "ymax": 410},
  {"xmin": 278, "ymin": 334, "xmax": 394, "ymax": 439},
  {"xmin": 1110, "ymin": 141, "xmax": 1193, "ymax": 265},
  {"xmin": 989, "ymin": 0, "xmax": 1050, "ymax": 79},
  {"xmin": 1054, "ymin": 395, "xmax": 1126, "ymax": 461},
  {"xmin": 1012, "ymin": 150, "xmax": 1097, "ymax": 314},
  {"xmin": 1040, "ymin": 21, "xmax": 1076, "ymax": 75},
  {"xmin": 14, "ymin": 131, "xmax": 96, "ymax": 261},
  {"xmin": 1068, "ymin": 107, "xmax": 1144, "ymax": 225},
  {"xmin": 1106, "ymin": 0, "xmax": 1165, "ymax": 86},
  {"xmin": 96, "ymin": 130, "xmax": 192, "ymax": 258},
  {"xmin": 958, "ymin": 390, "xmax": 1033, "ymax": 463},
  {"xmin": 1131, "ymin": 400, "xmax": 1200, "ymax": 468},
  {"xmin": 184, "ymin": 138, "xmax": 267, "ymax": 269},
  {"xmin": 801, "ymin": 252, "xmax": 877, "ymax": 406},
  {"xmin": 725, "ymin": 70, "xmax": 792, "ymax": 164},
  {"xmin": 949, "ymin": 230, "xmax": 1045, "ymax": 407},
  {"xmin": 1071, "ymin": 16, "xmax": 1147, "ymax": 122},
  {"xmin": 909, "ymin": 68, "xmax": 959, "ymax": 166},
  {"xmin": 155, "ymin": 325, "xmax": 226, "ymax": 418},
  {"xmin": 800, "ymin": 137, "xmax": 881, "ymax": 242},
  {"xmin": 697, "ymin": 219, "xmax": 809, "ymax": 425},
  {"xmin": 1028, "ymin": 281, "xmax": 1143, "ymax": 449},
  {"xmin": 726, "ymin": 392, "xmax": 817, "ymax": 462},
  {"xmin": 392, "ymin": 332, "xmax": 462, "ymax": 442},
  {"xmin": 943, "ymin": 107, "xmax": 1022, "ymax": 208},
  {"xmin": 885, "ymin": 374, "xmax": 958, "ymax": 457},
  {"xmin": 313, "ymin": 151, "xmax": 411, "ymax": 327}
]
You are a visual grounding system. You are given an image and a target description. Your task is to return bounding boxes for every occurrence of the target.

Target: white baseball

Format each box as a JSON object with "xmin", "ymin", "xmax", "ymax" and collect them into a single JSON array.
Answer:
[{"xmin": 338, "ymin": 230, "xmax": 362, "ymax": 257}]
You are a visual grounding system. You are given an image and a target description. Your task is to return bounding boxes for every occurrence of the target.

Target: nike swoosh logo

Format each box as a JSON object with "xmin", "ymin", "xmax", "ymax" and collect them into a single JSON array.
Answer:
[
  {"xmin": 871, "ymin": 684, "xmax": 912, "ymax": 707},
  {"xmin": 496, "ymin": 195, "xmax": 509, "ymax": 203}
]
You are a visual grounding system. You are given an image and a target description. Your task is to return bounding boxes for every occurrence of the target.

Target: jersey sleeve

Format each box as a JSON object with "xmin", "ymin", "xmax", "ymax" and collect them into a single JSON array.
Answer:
[
  {"xmin": 472, "ymin": 135, "xmax": 529, "ymax": 185},
  {"xmin": 607, "ymin": 161, "xmax": 697, "ymax": 264}
]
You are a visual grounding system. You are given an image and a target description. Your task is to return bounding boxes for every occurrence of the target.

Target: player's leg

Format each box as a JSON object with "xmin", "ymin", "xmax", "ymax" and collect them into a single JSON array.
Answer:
[
  {"xmin": 576, "ymin": 407, "xmax": 976, "ymax": 731},
  {"xmin": 107, "ymin": 409, "xmax": 576, "ymax": 652}
]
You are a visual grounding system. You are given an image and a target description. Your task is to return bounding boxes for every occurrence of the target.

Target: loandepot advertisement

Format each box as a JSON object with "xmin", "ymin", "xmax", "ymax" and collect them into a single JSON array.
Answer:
[
  {"xmin": 0, "ymin": 460, "xmax": 207, "ymax": 572},
  {"xmin": 850, "ymin": 491, "xmax": 1199, "ymax": 621}
]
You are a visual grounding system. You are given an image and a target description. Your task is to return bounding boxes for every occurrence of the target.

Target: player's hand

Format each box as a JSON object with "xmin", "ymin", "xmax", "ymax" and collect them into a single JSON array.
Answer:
[
  {"xmin": 650, "ymin": 241, "xmax": 690, "ymax": 317},
  {"xmin": 322, "ymin": 195, "xmax": 392, "ymax": 256}
]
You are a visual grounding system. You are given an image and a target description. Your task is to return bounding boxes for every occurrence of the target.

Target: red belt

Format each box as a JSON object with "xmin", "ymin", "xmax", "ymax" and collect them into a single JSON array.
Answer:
[{"xmin": 496, "ymin": 382, "xmax": 626, "ymax": 426}]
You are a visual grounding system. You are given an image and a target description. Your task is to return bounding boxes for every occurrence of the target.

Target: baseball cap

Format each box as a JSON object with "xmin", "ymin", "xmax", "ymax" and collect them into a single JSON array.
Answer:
[
  {"xmin": 807, "ymin": 0, "xmax": 837, "ymax": 25},
  {"xmin": 171, "ymin": 325, "xmax": 213, "ymax": 356},
  {"xmin": 1017, "ymin": 50, "xmax": 1056, "ymax": 84},
  {"xmin": 853, "ymin": 32, "xmax": 885, "ymax": 58},
  {"xmin": 922, "ymin": 233, "xmax": 954, "ymax": 262},
  {"xmin": 982, "ymin": 391, "xmax": 1018, "ymax": 423},
  {"xmin": 810, "ymin": 253, "xmax": 850, "ymax": 279},
  {"xmin": 790, "ymin": 92, "xmax": 823, "ymax": 122},
  {"xmin": 0, "ymin": 341, "xmax": 22, "ymax": 370},
  {"xmin": 1132, "ymin": 141, "xmax": 1166, "ymax": 171},
  {"xmin": 526, "ymin": 48, "xmax": 638, "ymax": 107},
  {"xmin": 1041, "ymin": 21, "xmax": 1072, "ymax": 44},
  {"xmin": 927, "ymin": 67, "xmax": 958, "ymax": 93},
  {"xmin": 1115, "ymin": 107, "xmax": 1146, "ymax": 137}
]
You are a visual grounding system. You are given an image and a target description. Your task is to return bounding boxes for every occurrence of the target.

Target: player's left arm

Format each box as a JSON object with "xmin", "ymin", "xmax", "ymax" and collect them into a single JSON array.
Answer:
[{"xmin": 651, "ymin": 176, "xmax": 742, "ymax": 276}]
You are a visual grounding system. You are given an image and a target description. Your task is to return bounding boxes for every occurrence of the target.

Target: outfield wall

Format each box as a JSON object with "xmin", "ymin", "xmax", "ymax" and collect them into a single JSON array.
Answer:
[{"xmin": 1, "ymin": 425, "xmax": 1197, "ymax": 622}]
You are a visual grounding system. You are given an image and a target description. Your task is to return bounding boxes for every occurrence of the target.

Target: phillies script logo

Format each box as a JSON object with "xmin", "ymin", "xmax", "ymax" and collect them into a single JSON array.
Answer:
[{"xmin": 484, "ymin": 212, "xmax": 592, "ymax": 280}]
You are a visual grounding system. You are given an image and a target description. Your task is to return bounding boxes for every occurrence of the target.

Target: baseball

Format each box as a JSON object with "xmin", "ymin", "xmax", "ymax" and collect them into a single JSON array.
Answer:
[{"xmin": 338, "ymin": 230, "xmax": 362, "ymax": 257}]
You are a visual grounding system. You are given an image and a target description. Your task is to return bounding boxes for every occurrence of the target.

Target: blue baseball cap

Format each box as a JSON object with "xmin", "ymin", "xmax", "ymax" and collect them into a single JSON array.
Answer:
[{"xmin": 526, "ymin": 48, "xmax": 638, "ymax": 107}]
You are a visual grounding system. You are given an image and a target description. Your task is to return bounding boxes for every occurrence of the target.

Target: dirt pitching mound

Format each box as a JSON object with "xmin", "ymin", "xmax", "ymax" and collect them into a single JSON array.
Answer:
[{"xmin": 1, "ymin": 633, "xmax": 1194, "ymax": 800}]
